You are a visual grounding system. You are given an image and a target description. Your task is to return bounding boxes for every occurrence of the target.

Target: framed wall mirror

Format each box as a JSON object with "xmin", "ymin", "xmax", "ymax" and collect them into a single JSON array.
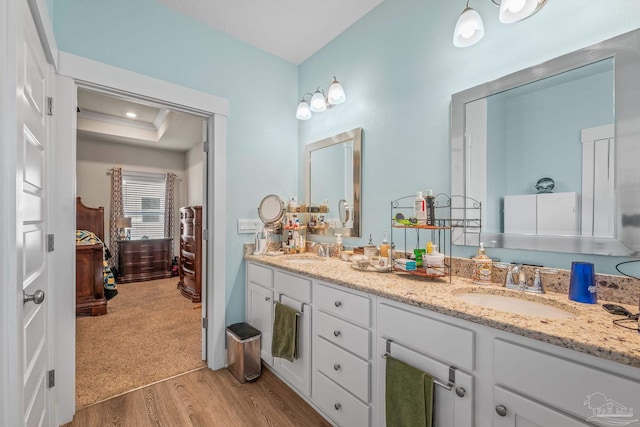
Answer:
[
  {"xmin": 304, "ymin": 128, "xmax": 362, "ymax": 237},
  {"xmin": 451, "ymin": 29, "xmax": 640, "ymax": 256}
]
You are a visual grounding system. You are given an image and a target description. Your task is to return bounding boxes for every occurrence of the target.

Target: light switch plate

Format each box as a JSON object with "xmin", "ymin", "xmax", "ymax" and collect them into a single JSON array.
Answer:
[{"xmin": 237, "ymin": 219, "xmax": 261, "ymax": 234}]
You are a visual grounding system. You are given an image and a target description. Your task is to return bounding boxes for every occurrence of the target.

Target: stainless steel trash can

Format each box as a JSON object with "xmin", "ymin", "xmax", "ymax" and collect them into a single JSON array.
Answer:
[{"xmin": 226, "ymin": 322, "xmax": 261, "ymax": 383}]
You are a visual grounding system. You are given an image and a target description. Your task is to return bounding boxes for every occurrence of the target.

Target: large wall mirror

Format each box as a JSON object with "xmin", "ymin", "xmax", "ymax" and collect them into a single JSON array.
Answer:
[
  {"xmin": 451, "ymin": 29, "xmax": 640, "ymax": 256},
  {"xmin": 304, "ymin": 128, "xmax": 362, "ymax": 237}
]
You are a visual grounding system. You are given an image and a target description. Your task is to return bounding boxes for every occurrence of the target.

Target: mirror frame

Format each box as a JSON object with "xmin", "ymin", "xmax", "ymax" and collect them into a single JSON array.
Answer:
[
  {"xmin": 451, "ymin": 29, "xmax": 640, "ymax": 257},
  {"xmin": 304, "ymin": 127, "xmax": 362, "ymax": 237}
]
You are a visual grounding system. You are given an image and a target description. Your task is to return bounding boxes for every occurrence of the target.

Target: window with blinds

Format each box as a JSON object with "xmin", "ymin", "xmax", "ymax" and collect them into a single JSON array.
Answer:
[{"xmin": 122, "ymin": 172, "xmax": 166, "ymax": 240}]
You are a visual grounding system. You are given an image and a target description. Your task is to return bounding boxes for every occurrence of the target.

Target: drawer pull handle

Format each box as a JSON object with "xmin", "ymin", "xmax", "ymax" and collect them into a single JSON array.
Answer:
[
  {"xmin": 333, "ymin": 330, "xmax": 341, "ymax": 337},
  {"xmin": 455, "ymin": 387, "xmax": 466, "ymax": 397},
  {"xmin": 265, "ymin": 296, "xmax": 271, "ymax": 302},
  {"xmin": 495, "ymin": 405, "xmax": 507, "ymax": 417},
  {"xmin": 334, "ymin": 301, "xmax": 342, "ymax": 307},
  {"xmin": 334, "ymin": 403, "xmax": 342, "ymax": 411},
  {"xmin": 333, "ymin": 363, "xmax": 341, "ymax": 371}
]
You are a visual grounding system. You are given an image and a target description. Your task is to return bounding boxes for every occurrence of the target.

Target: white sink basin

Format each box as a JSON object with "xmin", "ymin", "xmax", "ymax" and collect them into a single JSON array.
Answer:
[
  {"xmin": 284, "ymin": 257, "xmax": 326, "ymax": 264},
  {"xmin": 456, "ymin": 293, "xmax": 576, "ymax": 319}
]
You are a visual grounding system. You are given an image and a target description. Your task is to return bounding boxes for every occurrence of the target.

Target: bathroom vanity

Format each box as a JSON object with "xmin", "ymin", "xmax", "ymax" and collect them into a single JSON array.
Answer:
[{"xmin": 245, "ymin": 255, "xmax": 640, "ymax": 427}]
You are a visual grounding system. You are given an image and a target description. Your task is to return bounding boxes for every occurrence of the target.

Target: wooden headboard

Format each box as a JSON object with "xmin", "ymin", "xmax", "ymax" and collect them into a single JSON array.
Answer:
[{"xmin": 76, "ymin": 197, "xmax": 105, "ymax": 241}]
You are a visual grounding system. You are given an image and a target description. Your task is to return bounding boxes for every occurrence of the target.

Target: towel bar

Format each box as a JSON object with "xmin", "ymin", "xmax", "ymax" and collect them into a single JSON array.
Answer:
[
  {"xmin": 381, "ymin": 339, "xmax": 457, "ymax": 391},
  {"xmin": 275, "ymin": 295, "xmax": 301, "ymax": 317}
]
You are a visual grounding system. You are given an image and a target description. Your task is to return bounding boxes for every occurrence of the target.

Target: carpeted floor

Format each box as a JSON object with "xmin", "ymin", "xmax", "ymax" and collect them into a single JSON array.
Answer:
[{"xmin": 75, "ymin": 277, "xmax": 206, "ymax": 409}]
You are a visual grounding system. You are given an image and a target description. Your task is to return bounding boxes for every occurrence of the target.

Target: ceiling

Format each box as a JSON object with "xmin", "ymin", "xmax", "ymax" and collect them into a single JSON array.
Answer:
[
  {"xmin": 77, "ymin": 89, "xmax": 205, "ymax": 152},
  {"xmin": 153, "ymin": 0, "xmax": 384, "ymax": 64}
]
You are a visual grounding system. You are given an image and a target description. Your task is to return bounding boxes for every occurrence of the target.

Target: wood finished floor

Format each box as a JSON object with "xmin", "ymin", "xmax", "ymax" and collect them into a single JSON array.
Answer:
[{"xmin": 64, "ymin": 366, "xmax": 331, "ymax": 427}]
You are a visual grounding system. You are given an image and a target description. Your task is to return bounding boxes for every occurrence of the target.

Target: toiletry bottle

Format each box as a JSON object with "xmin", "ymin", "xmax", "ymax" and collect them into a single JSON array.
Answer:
[
  {"xmin": 414, "ymin": 192, "xmax": 427, "ymax": 224},
  {"xmin": 380, "ymin": 231, "xmax": 390, "ymax": 257},
  {"xmin": 426, "ymin": 240, "xmax": 433, "ymax": 254},
  {"xmin": 289, "ymin": 196, "xmax": 297, "ymax": 213},
  {"xmin": 472, "ymin": 242, "xmax": 492, "ymax": 284},
  {"xmin": 425, "ymin": 189, "xmax": 435, "ymax": 225},
  {"xmin": 335, "ymin": 234, "xmax": 343, "ymax": 257}
]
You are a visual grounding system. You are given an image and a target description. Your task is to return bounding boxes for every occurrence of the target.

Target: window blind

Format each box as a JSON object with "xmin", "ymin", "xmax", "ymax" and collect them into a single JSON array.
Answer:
[{"xmin": 122, "ymin": 172, "xmax": 166, "ymax": 240}]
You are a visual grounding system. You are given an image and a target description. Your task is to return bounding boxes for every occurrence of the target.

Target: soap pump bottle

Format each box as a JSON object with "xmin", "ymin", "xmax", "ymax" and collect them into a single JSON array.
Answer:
[{"xmin": 472, "ymin": 242, "xmax": 492, "ymax": 285}]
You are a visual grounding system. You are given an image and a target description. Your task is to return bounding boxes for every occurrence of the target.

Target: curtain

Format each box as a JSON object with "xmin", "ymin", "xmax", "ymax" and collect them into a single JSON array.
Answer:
[
  {"xmin": 110, "ymin": 167, "xmax": 124, "ymax": 270},
  {"xmin": 165, "ymin": 173, "xmax": 176, "ymax": 255}
]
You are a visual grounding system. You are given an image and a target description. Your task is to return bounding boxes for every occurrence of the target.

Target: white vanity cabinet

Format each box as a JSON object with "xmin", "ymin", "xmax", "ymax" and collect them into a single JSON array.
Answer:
[
  {"xmin": 246, "ymin": 262, "xmax": 274, "ymax": 365},
  {"xmin": 492, "ymin": 339, "xmax": 640, "ymax": 426},
  {"xmin": 376, "ymin": 299, "xmax": 475, "ymax": 427},
  {"xmin": 312, "ymin": 282, "xmax": 375, "ymax": 427},
  {"xmin": 504, "ymin": 192, "xmax": 578, "ymax": 235}
]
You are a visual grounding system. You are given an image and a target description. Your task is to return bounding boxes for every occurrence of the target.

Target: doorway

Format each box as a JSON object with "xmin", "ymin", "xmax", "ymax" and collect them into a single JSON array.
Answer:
[
  {"xmin": 54, "ymin": 52, "xmax": 228, "ymax": 424},
  {"xmin": 74, "ymin": 87, "xmax": 207, "ymax": 408}
]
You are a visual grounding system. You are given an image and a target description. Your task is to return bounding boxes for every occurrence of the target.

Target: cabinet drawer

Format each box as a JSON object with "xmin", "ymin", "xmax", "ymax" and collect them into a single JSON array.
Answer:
[
  {"xmin": 314, "ymin": 371, "xmax": 370, "ymax": 427},
  {"xmin": 315, "ymin": 310, "xmax": 370, "ymax": 360},
  {"xmin": 247, "ymin": 262, "xmax": 273, "ymax": 288},
  {"xmin": 315, "ymin": 283, "xmax": 371, "ymax": 327},
  {"xmin": 494, "ymin": 339, "xmax": 640, "ymax": 420},
  {"xmin": 315, "ymin": 337, "xmax": 370, "ymax": 402},
  {"xmin": 378, "ymin": 301, "xmax": 474, "ymax": 371},
  {"xmin": 275, "ymin": 270, "xmax": 311, "ymax": 303},
  {"xmin": 120, "ymin": 241, "xmax": 168, "ymax": 254}
]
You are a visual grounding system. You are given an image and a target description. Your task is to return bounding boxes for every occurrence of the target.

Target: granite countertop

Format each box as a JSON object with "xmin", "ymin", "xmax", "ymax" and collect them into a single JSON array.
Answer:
[{"xmin": 245, "ymin": 253, "xmax": 640, "ymax": 369}]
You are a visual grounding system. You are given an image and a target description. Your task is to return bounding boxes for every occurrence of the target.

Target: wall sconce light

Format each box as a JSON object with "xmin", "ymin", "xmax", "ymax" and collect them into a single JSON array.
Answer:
[
  {"xmin": 296, "ymin": 76, "xmax": 346, "ymax": 120},
  {"xmin": 453, "ymin": 0, "xmax": 547, "ymax": 48},
  {"xmin": 116, "ymin": 216, "xmax": 132, "ymax": 240}
]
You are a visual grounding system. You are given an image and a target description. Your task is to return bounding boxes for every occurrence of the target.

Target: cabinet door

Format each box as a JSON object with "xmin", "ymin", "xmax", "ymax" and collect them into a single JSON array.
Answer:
[
  {"xmin": 377, "ymin": 338, "xmax": 473, "ymax": 427},
  {"xmin": 272, "ymin": 294, "xmax": 312, "ymax": 398},
  {"xmin": 494, "ymin": 386, "xmax": 590, "ymax": 427},
  {"xmin": 247, "ymin": 282, "xmax": 273, "ymax": 366},
  {"xmin": 537, "ymin": 192, "xmax": 577, "ymax": 235},
  {"xmin": 504, "ymin": 194, "xmax": 537, "ymax": 235}
]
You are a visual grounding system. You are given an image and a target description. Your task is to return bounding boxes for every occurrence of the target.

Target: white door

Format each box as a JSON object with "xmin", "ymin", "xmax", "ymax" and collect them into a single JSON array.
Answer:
[{"xmin": 18, "ymin": 3, "xmax": 52, "ymax": 426}]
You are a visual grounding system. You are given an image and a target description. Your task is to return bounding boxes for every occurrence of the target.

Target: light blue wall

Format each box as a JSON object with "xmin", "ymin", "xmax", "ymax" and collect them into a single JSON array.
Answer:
[
  {"xmin": 298, "ymin": 0, "xmax": 640, "ymax": 275},
  {"xmin": 53, "ymin": 0, "xmax": 299, "ymax": 324}
]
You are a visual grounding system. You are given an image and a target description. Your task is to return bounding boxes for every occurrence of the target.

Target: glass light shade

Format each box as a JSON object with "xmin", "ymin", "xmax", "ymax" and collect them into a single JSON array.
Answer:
[
  {"xmin": 296, "ymin": 100, "xmax": 312, "ymax": 120},
  {"xmin": 310, "ymin": 90, "xmax": 327, "ymax": 112},
  {"xmin": 453, "ymin": 7, "xmax": 484, "ymax": 48},
  {"xmin": 499, "ymin": 0, "xmax": 541, "ymax": 23},
  {"xmin": 327, "ymin": 79, "xmax": 346, "ymax": 105}
]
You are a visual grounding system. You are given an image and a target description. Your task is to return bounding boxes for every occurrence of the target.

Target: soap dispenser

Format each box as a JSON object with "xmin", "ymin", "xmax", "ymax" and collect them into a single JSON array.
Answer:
[
  {"xmin": 364, "ymin": 234, "xmax": 377, "ymax": 258},
  {"xmin": 472, "ymin": 242, "xmax": 492, "ymax": 285}
]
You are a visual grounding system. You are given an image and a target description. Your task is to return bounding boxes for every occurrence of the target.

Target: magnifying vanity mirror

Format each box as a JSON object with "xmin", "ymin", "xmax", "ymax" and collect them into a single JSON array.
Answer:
[
  {"xmin": 451, "ymin": 29, "xmax": 640, "ymax": 256},
  {"xmin": 305, "ymin": 128, "xmax": 362, "ymax": 237},
  {"xmin": 258, "ymin": 194, "xmax": 285, "ymax": 231}
]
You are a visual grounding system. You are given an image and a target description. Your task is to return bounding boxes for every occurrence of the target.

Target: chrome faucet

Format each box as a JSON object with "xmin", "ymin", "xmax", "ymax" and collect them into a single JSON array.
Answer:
[
  {"xmin": 505, "ymin": 264, "xmax": 523, "ymax": 290},
  {"xmin": 318, "ymin": 243, "xmax": 331, "ymax": 258}
]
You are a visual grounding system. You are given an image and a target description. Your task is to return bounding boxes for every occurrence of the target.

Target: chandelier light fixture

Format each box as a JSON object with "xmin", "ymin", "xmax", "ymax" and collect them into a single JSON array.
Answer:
[
  {"xmin": 453, "ymin": 0, "xmax": 548, "ymax": 48},
  {"xmin": 296, "ymin": 76, "xmax": 346, "ymax": 120}
]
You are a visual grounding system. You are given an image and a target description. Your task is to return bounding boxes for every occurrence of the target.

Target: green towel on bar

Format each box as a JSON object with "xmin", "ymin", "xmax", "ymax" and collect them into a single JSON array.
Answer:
[
  {"xmin": 385, "ymin": 355, "xmax": 434, "ymax": 427},
  {"xmin": 271, "ymin": 302, "xmax": 299, "ymax": 362}
]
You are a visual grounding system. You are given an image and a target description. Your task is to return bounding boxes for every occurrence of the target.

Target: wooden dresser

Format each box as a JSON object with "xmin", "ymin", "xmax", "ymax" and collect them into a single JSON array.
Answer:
[
  {"xmin": 177, "ymin": 206, "xmax": 202, "ymax": 302},
  {"xmin": 116, "ymin": 238, "xmax": 173, "ymax": 283}
]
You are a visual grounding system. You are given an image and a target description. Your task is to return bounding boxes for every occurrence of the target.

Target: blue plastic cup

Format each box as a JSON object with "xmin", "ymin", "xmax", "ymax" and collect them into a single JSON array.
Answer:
[{"xmin": 568, "ymin": 262, "xmax": 597, "ymax": 304}]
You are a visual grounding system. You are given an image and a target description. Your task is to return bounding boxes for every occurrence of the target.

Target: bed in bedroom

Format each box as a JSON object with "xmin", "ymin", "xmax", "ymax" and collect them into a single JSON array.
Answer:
[{"xmin": 76, "ymin": 197, "xmax": 110, "ymax": 316}]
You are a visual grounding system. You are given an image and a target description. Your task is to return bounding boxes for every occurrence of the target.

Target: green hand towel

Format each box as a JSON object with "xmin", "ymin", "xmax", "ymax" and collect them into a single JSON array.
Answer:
[
  {"xmin": 271, "ymin": 302, "xmax": 299, "ymax": 362},
  {"xmin": 385, "ymin": 355, "xmax": 434, "ymax": 427}
]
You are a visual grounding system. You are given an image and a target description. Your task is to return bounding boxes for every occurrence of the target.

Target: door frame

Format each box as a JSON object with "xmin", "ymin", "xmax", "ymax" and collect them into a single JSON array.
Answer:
[{"xmin": 54, "ymin": 51, "xmax": 228, "ymax": 424}]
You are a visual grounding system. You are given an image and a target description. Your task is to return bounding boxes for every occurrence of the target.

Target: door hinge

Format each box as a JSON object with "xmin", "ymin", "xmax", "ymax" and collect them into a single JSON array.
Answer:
[
  {"xmin": 47, "ymin": 234, "xmax": 55, "ymax": 252},
  {"xmin": 48, "ymin": 370, "xmax": 55, "ymax": 388},
  {"xmin": 202, "ymin": 229, "xmax": 209, "ymax": 241},
  {"xmin": 202, "ymin": 317, "xmax": 208, "ymax": 329},
  {"xmin": 47, "ymin": 97, "xmax": 53, "ymax": 116},
  {"xmin": 203, "ymin": 141, "xmax": 209, "ymax": 153}
]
